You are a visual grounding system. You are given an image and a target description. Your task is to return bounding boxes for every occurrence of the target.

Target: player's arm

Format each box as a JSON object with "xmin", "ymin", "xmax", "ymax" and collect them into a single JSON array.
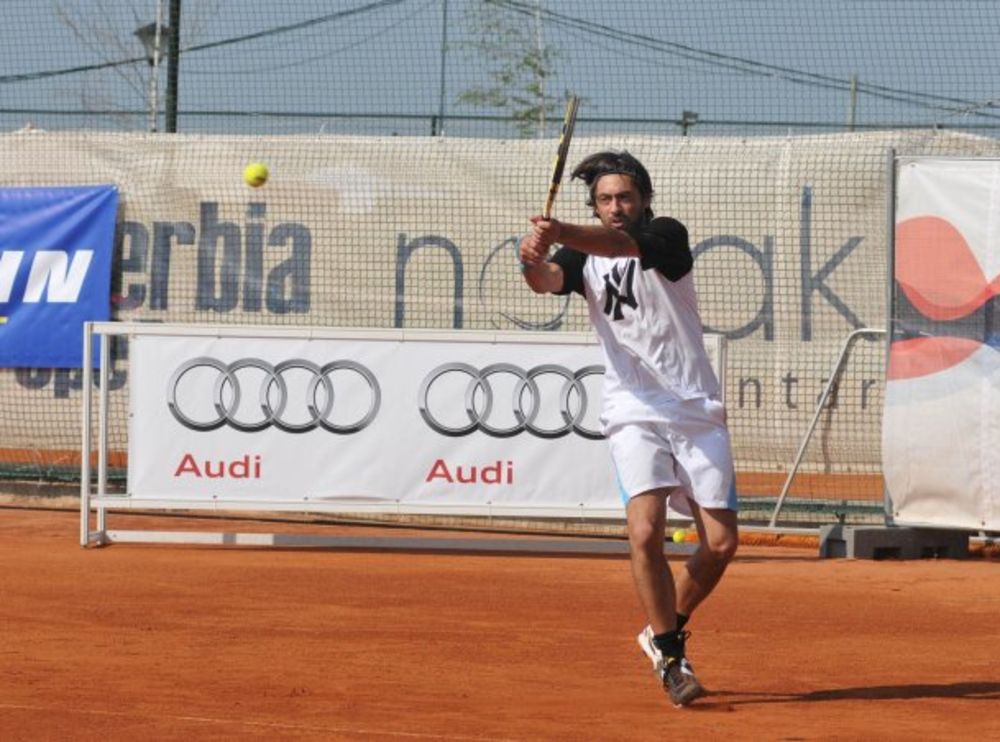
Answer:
[
  {"xmin": 519, "ymin": 230, "xmax": 586, "ymax": 296},
  {"xmin": 529, "ymin": 216, "xmax": 638, "ymax": 259},
  {"xmin": 521, "ymin": 260, "xmax": 564, "ymax": 294},
  {"xmin": 519, "ymin": 229, "xmax": 564, "ymax": 293},
  {"xmin": 630, "ymin": 217, "xmax": 693, "ymax": 280},
  {"xmin": 535, "ymin": 216, "xmax": 693, "ymax": 281}
]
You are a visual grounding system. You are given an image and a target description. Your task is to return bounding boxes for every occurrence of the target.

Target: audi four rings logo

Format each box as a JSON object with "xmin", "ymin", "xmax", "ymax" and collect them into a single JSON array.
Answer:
[
  {"xmin": 418, "ymin": 362, "xmax": 605, "ymax": 439},
  {"xmin": 167, "ymin": 357, "xmax": 381, "ymax": 434}
]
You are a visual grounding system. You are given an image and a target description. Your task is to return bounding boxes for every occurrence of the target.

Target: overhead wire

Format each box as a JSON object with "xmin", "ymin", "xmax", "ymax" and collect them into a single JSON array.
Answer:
[
  {"xmin": 488, "ymin": 0, "xmax": 1000, "ymax": 121},
  {"xmin": 0, "ymin": 0, "xmax": 411, "ymax": 85}
]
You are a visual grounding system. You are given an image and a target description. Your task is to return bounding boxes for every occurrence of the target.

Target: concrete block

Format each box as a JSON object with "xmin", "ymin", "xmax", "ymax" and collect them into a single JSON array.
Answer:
[{"xmin": 819, "ymin": 525, "xmax": 969, "ymax": 560}]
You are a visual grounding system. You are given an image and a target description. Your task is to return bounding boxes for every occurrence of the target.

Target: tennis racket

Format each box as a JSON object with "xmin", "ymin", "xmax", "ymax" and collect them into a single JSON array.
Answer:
[{"xmin": 542, "ymin": 95, "xmax": 581, "ymax": 220}]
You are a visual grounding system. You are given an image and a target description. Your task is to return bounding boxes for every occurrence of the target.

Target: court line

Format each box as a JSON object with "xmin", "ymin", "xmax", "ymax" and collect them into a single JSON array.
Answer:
[{"xmin": 0, "ymin": 702, "xmax": 519, "ymax": 741}]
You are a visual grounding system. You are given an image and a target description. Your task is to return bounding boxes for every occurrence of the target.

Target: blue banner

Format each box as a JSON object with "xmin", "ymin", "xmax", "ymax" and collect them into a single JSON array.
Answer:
[{"xmin": 0, "ymin": 186, "xmax": 118, "ymax": 368}]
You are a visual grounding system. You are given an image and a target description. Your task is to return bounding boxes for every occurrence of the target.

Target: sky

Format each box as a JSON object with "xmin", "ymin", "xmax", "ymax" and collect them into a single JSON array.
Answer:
[{"xmin": 1, "ymin": 0, "xmax": 999, "ymax": 137}]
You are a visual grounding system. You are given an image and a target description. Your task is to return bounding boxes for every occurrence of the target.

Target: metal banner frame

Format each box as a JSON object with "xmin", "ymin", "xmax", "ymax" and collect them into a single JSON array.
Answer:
[{"xmin": 80, "ymin": 322, "xmax": 726, "ymax": 548}]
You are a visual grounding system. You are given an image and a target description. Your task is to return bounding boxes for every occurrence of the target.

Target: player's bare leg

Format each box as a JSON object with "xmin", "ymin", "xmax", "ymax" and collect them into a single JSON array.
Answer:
[
  {"xmin": 627, "ymin": 490, "xmax": 704, "ymax": 707},
  {"xmin": 626, "ymin": 490, "xmax": 676, "ymax": 633},
  {"xmin": 676, "ymin": 504, "xmax": 739, "ymax": 617}
]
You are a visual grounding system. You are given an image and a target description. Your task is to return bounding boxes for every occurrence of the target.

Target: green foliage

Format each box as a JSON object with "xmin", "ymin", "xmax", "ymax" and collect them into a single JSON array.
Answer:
[{"xmin": 458, "ymin": 2, "xmax": 561, "ymax": 137}]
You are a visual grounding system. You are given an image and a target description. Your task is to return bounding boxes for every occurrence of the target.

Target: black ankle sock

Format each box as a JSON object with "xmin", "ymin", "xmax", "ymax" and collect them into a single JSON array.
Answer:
[
  {"xmin": 651, "ymin": 630, "xmax": 685, "ymax": 660},
  {"xmin": 676, "ymin": 613, "xmax": 690, "ymax": 631}
]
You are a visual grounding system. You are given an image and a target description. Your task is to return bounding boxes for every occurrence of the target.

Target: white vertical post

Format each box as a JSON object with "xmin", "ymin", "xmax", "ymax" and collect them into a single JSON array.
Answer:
[
  {"xmin": 80, "ymin": 322, "xmax": 93, "ymax": 547},
  {"xmin": 884, "ymin": 149, "xmax": 897, "ymax": 524},
  {"xmin": 97, "ymin": 330, "xmax": 111, "ymax": 535}
]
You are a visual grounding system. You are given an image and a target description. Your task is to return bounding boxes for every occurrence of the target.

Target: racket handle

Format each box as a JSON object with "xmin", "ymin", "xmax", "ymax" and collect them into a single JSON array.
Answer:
[{"xmin": 542, "ymin": 186, "xmax": 559, "ymax": 220}]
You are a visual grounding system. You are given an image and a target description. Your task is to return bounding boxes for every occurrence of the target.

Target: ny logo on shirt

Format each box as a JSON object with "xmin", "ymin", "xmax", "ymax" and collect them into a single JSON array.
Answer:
[{"xmin": 602, "ymin": 260, "xmax": 638, "ymax": 320}]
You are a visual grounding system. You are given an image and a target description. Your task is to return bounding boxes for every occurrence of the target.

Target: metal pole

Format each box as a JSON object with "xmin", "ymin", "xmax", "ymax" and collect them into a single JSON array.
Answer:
[
  {"xmin": 680, "ymin": 111, "xmax": 699, "ymax": 136},
  {"xmin": 534, "ymin": 0, "xmax": 544, "ymax": 137},
  {"xmin": 147, "ymin": 0, "xmax": 165, "ymax": 132},
  {"xmin": 768, "ymin": 328, "xmax": 887, "ymax": 527},
  {"xmin": 80, "ymin": 322, "xmax": 93, "ymax": 547},
  {"xmin": 165, "ymin": 0, "xmax": 181, "ymax": 132},
  {"xmin": 884, "ymin": 148, "xmax": 897, "ymax": 524},
  {"xmin": 848, "ymin": 73, "xmax": 858, "ymax": 131},
  {"xmin": 435, "ymin": 0, "xmax": 448, "ymax": 136},
  {"xmin": 96, "ymin": 332, "xmax": 110, "ymax": 536}
]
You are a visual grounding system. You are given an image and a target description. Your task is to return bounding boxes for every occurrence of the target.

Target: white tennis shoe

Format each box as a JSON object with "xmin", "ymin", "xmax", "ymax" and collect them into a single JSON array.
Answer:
[
  {"xmin": 636, "ymin": 624, "xmax": 705, "ymax": 707},
  {"xmin": 637, "ymin": 624, "xmax": 665, "ymax": 673}
]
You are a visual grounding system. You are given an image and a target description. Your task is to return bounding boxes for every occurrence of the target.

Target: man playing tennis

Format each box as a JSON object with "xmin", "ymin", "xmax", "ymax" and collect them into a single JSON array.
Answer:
[{"xmin": 519, "ymin": 150, "xmax": 738, "ymax": 708}]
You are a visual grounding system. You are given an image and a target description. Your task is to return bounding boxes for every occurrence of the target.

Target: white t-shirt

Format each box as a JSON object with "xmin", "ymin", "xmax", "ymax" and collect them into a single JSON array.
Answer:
[{"xmin": 550, "ymin": 217, "xmax": 720, "ymax": 430}]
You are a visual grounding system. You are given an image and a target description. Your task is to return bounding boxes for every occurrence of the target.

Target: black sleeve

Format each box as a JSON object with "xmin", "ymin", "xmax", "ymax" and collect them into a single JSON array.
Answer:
[
  {"xmin": 548, "ymin": 246, "xmax": 587, "ymax": 296},
  {"xmin": 630, "ymin": 216, "xmax": 693, "ymax": 281}
]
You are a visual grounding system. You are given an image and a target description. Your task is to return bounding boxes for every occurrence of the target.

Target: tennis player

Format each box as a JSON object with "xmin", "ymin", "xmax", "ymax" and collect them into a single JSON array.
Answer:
[{"xmin": 519, "ymin": 150, "xmax": 738, "ymax": 708}]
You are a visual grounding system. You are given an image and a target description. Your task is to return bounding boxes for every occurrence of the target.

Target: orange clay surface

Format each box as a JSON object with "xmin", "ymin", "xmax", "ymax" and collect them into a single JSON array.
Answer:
[{"xmin": 1, "ymin": 507, "xmax": 998, "ymax": 741}]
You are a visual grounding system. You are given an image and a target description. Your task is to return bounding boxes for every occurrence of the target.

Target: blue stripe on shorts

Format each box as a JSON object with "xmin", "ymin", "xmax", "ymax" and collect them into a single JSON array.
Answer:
[{"xmin": 613, "ymin": 462, "xmax": 630, "ymax": 507}]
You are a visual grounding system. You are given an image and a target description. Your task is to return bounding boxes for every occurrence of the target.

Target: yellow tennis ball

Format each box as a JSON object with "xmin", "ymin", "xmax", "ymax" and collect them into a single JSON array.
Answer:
[
  {"xmin": 672, "ymin": 529, "xmax": 687, "ymax": 544},
  {"xmin": 243, "ymin": 162, "xmax": 269, "ymax": 188}
]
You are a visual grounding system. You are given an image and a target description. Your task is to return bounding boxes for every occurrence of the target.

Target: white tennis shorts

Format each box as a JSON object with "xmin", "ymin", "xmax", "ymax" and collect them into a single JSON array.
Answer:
[{"xmin": 607, "ymin": 396, "xmax": 738, "ymax": 516}]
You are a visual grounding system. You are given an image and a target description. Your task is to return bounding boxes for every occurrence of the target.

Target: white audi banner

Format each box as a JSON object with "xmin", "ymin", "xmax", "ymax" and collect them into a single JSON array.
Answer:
[{"xmin": 129, "ymin": 329, "xmax": 641, "ymax": 515}]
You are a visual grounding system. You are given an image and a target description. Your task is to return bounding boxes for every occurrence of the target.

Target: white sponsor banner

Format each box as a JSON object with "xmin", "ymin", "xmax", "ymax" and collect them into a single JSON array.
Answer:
[
  {"xmin": 885, "ymin": 157, "xmax": 1000, "ymax": 530},
  {"xmin": 130, "ymin": 331, "xmax": 623, "ymax": 514}
]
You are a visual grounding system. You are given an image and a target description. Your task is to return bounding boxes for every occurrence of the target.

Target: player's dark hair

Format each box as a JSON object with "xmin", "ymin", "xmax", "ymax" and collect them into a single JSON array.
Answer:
[{"xmin": 571, "ymin": 150, "xmax": 654, "ymax": 219}]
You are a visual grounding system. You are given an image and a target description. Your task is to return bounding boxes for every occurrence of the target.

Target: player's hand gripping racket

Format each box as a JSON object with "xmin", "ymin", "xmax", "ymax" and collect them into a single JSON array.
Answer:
[{"xmin": 542, "ymin": 95, "xmax": 581, "ymax": 220}]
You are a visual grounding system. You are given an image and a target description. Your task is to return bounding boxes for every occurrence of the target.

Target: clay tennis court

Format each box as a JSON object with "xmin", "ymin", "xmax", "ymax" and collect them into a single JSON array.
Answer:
[{"xmin": 1, "ymin": 506, "xmax": 997, "ymax": 740}]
